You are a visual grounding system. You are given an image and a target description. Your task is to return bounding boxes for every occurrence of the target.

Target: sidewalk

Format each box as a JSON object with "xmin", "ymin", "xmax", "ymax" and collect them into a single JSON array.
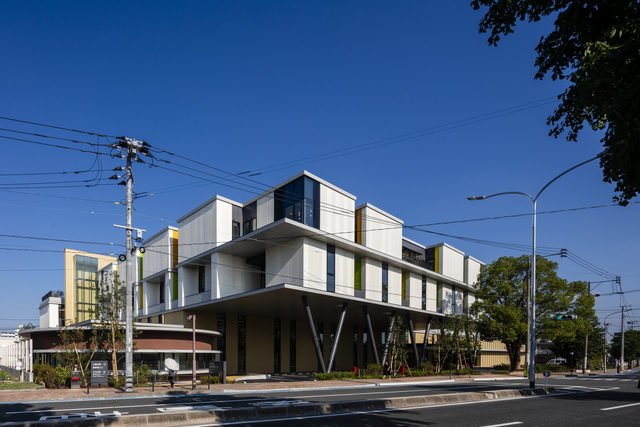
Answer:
[{"xmin": 0, "ymin": 369, "xmax": 606, "ymax": 404}]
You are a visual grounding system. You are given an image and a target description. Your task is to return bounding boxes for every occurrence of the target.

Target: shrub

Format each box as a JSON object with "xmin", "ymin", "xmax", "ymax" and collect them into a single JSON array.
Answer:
[
  {"xmin": 415, "ymin": 362, "xmax": 434, "ymax": 373},
  {"xmin": 200, "ymin": 375, "xmax": 222, "ymax": 385},
  {"xmin": 33, "ymin": 364, "xmax": 61, "ymax": 388},
  {"xmin": 493, "ymin": 363, "xmax": 510, "ymax": 372},
  {"xmin": 134, "ymin": 364, "xmax": 153, "ymax": 385},
  {"xmin": 364, "ymin": 363, "xmax": 383, "ymax": 376},
  {"xmin": 494, "ymin": 370, "xmax": 511, "ymax": 374},
  {"xmin": 313, "ymin": 372, "xmax": 358, "ymax": 381},
  {"xmin": 54, "ymin": 365, "xmax": 70, "ymax": 388},
  {"xmin": 0, "ymin": 371, "xmax": 9, "ymax": 381}
]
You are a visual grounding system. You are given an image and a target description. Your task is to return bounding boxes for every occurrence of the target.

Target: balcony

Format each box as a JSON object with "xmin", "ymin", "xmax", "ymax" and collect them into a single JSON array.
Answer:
[
  {"xmin": 402, "ymin": 255, "xmax": 433, "ymax": 271},
  {"xmin": 147, "ymin": 302, "xmax": 165, "ymax": 315},
  {"xmin": 184, "ymin": 290, "xmax": 210, "ymax": 306}
]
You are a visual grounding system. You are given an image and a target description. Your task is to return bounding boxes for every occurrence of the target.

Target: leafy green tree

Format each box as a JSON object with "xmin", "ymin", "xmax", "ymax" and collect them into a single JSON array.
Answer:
[
  {"xmin": 610, "ymin": 329, "xmax": 640, "ymax": 362},
  {"xmin": 432, "ymin": 315, "xmax": 482, "ymax": 372},
  {"xmin": 470, "ymin": 255, "xmax": 582, "ymax": 371},
  {"xmin": 472, "ymin": 0, "xmax": 640, "ymax": 204},
  {"xmin": 383, "ymin": 315, "xmax": 409, "ymax": 376},
  {"xmin": 542, "ymin": 282, "xmax": 602, "ymax": 369}
]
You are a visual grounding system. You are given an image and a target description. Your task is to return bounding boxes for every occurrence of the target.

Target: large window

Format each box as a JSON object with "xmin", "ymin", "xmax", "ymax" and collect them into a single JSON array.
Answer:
[
  {"xmin": 354, "ymin": 258, "xmax": 362, "ymax": 291},
  {"xmin": 243, "ymin": 202, "xmax": 257, "ymax": 235},
  {"xmin": 274, "ymin": 319, "xmax": 281, "ymax": 373},
  {"xmin": 75, "ymin": 255, "xmax": 99, "ymax": 322},
  {"xmin": 238, "ymin": 315, "xmax": 246, "ymax": 374},
  {"xmin": 274, "ymin": 176, "xmax": 320, "ymax": 228},
  {"xmin": 159, "ymin": 278, "xmax": 165, "ymax": 304},
  {"xmin": 422, "ymin": 275, "xmax": 427, "ymax": 310},
  {"xmin": 381, "ymin": 263, "xmax": 389, "ymax": 303},
  {"xmin": 198, "ymin": 266, "xmax": 206, "ymax": 293},
  {"xmin": 289, "ymin": 320, "xmax": 296, "ymax": 372},
  {"xmin": 217, "ymin": 313, "xmax": 226, "ymax": 361},
  {"xmin": 326, "ymin": 244, "xmax": 335, "ymax": 293}
]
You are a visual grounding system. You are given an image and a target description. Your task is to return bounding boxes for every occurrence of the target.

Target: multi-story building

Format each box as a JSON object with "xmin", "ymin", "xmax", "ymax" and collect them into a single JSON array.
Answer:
[{"xmin": 137, "ymin": 171, "xmax": 483, "ymax": 374}]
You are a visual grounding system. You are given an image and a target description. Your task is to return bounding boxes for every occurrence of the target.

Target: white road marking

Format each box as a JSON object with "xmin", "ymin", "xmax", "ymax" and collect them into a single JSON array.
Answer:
[
  {"xmin": 480, "ymin": 423, "xmax": 523, "ymax": 427},
  {"xmin": 601, "ymin": 402, "xmax": 640, "ymax": 411}
]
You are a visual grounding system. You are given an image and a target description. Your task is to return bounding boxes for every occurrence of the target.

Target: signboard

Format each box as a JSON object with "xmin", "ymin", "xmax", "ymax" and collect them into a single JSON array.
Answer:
[
  {"xmin": 91, "ymin": 361, "xmax": 109, "ymax": 385},
  {"xmin": 209, "ymin": 361, "xmax": 224, "ymax": 375}
]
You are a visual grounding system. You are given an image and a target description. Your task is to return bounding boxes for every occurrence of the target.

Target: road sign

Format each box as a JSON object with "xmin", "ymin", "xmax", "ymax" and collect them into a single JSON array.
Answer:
[{"xmin": 91, "ymin": 361, "xmax": 109, "ymax": 386}]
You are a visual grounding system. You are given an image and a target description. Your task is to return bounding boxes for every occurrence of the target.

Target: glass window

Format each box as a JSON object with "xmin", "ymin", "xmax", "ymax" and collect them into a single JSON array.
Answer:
[
  {"xmin": 289, "ymin": 320, "xmax": 296, "ymax": 372},
  {"xmin": 159, "ymin": 279, "xmax": 165, "ymax": 304},
  {"xmin": 327, "ymin": 245, "xmax": 335, "ymax": 293},
  {"xmin": 198, "ymin": 266, "xmax": 206, "ymax": 293},
  {"xmin": 274, "ymin": 176, "xmax": 320, "ymax": 229},
  {"xmin": 422, "ymin": 275, "xmax": 427, "ymax": 310},
  {"xmin": 75, "ymin": 255, "xmax": 98, "ymax": 322},
  {"xmin": 232, "ymin": 221, "xmax": 240, "ymax": 239},
  {"xmin": 274, "ymin": 319, "xmax": 281, "ymax": 373},
  {"xmin": 238, "ymin": 315, "xmax": 246, "ymax": 374},
  {"xmin": 382, "ymin": 263, "xmax": 388, "ymax": 303}
]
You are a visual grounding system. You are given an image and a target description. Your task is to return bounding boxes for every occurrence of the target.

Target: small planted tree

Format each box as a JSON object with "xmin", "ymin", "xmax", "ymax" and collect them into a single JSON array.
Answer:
[{"xmin": 383, "ymin": 315, "xmax": 409, "ymax": 376}]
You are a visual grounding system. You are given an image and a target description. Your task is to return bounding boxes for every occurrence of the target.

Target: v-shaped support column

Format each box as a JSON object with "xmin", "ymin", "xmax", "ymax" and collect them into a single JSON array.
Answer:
[
  {"xmin": 363, "ymin": 306, "xmax": 380, "ymax": 364},
  {"xmin": 406, "ymin": 313, "xmax": 420, "ymax": 366},
  {"xmin": 301, "ymin": 296, "xmax": 326, "ymax": 373},
  {"xmin": 326, "ymin": 303, "xmax": 348, "ymax": 373}
]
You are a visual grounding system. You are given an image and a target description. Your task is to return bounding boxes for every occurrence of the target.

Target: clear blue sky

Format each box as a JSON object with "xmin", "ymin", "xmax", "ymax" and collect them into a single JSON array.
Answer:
[{"xmin": 1, "ymin": 1, "xmax": 637, "ymax": 334}]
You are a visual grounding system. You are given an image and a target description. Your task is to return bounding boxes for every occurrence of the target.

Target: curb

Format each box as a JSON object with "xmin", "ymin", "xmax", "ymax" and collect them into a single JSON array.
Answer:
[{"xmin": 0, "ymin": 387, "xmax": 556, "ymax": 427}]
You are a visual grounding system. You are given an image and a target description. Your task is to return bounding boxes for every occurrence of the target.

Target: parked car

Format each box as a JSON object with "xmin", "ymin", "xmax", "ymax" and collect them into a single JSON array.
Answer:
[{"xmin": 548, "ymin": 358, "xmax": 567, "ymax": 365}]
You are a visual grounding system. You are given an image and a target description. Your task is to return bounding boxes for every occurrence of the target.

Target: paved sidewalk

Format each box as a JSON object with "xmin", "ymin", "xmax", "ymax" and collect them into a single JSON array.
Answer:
[{"xmin": 0, "ymin": 369, "xmax": 609, "ymax": 404}]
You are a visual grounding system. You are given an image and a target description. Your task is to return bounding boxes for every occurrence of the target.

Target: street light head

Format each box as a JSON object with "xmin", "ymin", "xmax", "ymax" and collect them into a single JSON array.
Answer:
[
  {"xmin": 467, "ymin": 196, "xmax": 486, "ymax": 201},
  {"xmin": 186, "ymin": 315, "xmax": 194, "ymax": 322}
]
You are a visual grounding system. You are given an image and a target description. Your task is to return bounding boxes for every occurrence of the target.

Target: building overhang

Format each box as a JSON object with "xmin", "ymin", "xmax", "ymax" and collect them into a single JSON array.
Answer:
[{"xmin": 180, "ymin": 284, "xmax": 451, "ymax": 331}]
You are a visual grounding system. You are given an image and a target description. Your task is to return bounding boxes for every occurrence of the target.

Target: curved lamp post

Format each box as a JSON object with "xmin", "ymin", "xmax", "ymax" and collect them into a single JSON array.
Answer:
[{"xmin": 468, "ymin": 151, "xmax": 605, "ymax": 388}]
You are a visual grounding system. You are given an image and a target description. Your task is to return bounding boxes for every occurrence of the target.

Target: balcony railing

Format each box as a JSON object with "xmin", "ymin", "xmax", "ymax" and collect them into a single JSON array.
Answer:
[
  {"xmin": 184, "ymin": 290, "xmax": 210, "ymax": 306},
  {"xmin": 402, "ymin": 256, "xmax": 433, "ymax": 271},
  {"xmin": 147, "ymin": 302, "xmax": 165, "ymax": 315}
]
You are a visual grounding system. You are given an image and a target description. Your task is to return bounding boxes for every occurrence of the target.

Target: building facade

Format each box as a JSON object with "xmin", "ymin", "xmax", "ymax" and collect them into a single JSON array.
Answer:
[{"xmin": 137, "ymin": 171, "xmax": 484, "ymax": 374}]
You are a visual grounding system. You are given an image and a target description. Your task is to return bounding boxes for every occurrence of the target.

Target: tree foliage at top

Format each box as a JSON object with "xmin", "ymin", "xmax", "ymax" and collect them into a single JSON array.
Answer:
[
  {"xmin": 470, "ymin": 255, "xmax": 594, "ymax": 371},
  {"xmin": 472, "ymin": 0, "xmax": 640, "ymax": 205}
]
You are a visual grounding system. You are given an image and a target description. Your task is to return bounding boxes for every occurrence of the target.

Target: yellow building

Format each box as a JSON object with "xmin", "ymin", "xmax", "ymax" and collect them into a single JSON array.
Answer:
[{"xmin": 63, "ymin": 249, "xmax": 117, "ymax": 324}]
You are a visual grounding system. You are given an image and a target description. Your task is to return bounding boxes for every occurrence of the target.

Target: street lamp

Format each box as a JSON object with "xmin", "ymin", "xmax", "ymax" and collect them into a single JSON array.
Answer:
[
  {"xmin": 187, "ymin": 315, "xmax": 196, "ymax": 390},
  {"xmin": 468, "ymin": 151, "xmax": 605, "ymax": 388}
]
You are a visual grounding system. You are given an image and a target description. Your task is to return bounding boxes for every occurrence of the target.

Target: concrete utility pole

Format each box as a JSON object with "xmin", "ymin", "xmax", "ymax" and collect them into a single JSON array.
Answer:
[
  {"xmin": 620, "ymin": 307, "xmax": 625, "ymax": 373},
  {"xmin": 111, "ymin": 137, "xmax": 149, "ymax": 393}
]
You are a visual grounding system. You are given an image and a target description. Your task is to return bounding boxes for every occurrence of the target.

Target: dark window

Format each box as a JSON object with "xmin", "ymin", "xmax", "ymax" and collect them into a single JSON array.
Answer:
[
  {"xmin": 274, "ymin": 319, "xmax": 281, "ymax": 373},
  {"xmin": 452, "ymin": 286, "xmax": 457, "ymax": 314},
  {"xmin": 159, "ymin": 279, "xmax": 165, "ymax": 304},
  {"xmin": 354, "ymin": 258, "xmax": 362, "ymax": 291},
  {"xmin": 198, "ymin": 266, "xmax": 206, "ymax": 293},
  {"xmin": 382, "ymin": 263, "xmax": 389, "ymax": 303},
  {"xmin": 158, "ymin": 314, "xmax": 163, "ymax": 324},
  {"xmin": 353, "ymin": 327, "xmax": 358, "ymax": 368},
  {"xmin": 327, "ymin": 244, "xmax": 335, "ymax": 293},
  {"xmin": 232, "ymin": 221, "xmax": 240, "ymax": 239},
  {"xmin": 289, "ymin": 320, "xmax": 296, "ymax": 372},
  {"xmin": 217, "ymin": 313, "xmax": 226, "ymax": 361},
  {"xmin": 422, "ymin": 275, "xmax": 427, "ymax": 310},
  {"xmin": 238, "ymin": 315, "xmax": 246, "ymax": 374},
  {"xmin": 317, "ymin": 322, "xmax": 324, "ymax": 372},
  {"xmin": 242, "ymin": 202, "xmax": 257, "ymax": 235},
  {"xmin": 274, "ymin": 176, "xmax": 320, "ymax": 228},
  {"xmin": 363, "ymin": 332, "xmax": 368, "ymax": 367}
]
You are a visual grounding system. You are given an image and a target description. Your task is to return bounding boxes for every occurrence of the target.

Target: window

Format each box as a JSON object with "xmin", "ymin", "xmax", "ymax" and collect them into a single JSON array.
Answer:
[
  {"xmin": 382, "ymin": 263, "xmax": 388, "ymax": 303},
  {"xmin": 274, "ymin": 319, "xmax": 281, "ymax": 373},
  {"xmin": 274, "ymin": 176, "xmax": 320, "ymax": 228},
  {"xmin": 238, "ymin": 315, "xmax": 246, "ymax": 374},
  {"xmin": 159, "ymin": 279, "xmax": 165, "ymax": 304},
  {"xmin": 452, "ymin": 287, "xmax": 457, "ymax": 314},
  {"xmin": 75, "ymin": 255, "xmax": 98, "ymax": 322},
  {"xmin": 289, "ymin": 320, "xmax": 296, "ymax": 372},
  {"xmin": 436, "ymin": 282, "xmax": 443, "ymax": 310},
  {"xmin": 422, "ymin": 275, "xmax": 427, "ymax": 310},
  {"xmin": 232, "ymin": 221, "xmax": 240, "ymax": 239},
  {"xmin": 242, "ymin": 202, "xmax": 257, "ymax": 235},
  {"xmin": 327, "ymin": 244, "xmax": 335, "ymax": 293},
  {"xmin": 158, "ymin": 314, "xmax": 163, "ymax": 324},
  {"xmin": 217, "ymin": 313, "xmax": 226, "ymax": 361},
  {"xmin": 353, "ymin": 327, "xmax": 358, "ymax": 368},
  {"xmin": 198, "ymin": 266, "xmax": 206, "ymax": 293},
  {"xmin": 402, "ymin": 271, "xmax": 408, "ymax": 301}
]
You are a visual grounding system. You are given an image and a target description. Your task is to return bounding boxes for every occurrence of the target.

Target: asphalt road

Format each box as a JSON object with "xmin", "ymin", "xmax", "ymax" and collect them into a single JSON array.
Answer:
[{"xmin": 1, "ymin": 373, "xmax": 639, "ymax": 425}]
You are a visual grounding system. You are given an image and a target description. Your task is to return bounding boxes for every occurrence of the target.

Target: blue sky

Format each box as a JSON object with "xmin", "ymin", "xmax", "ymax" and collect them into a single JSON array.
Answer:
[{"xmin": 1, "ymin": 1, "xmax": 637, "ymax": 334}]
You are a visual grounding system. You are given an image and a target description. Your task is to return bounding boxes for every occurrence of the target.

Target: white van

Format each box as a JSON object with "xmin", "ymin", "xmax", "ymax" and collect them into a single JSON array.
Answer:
[{"xmin": 548, "ymin": 358, "xmax": 567, "ymax": 365}]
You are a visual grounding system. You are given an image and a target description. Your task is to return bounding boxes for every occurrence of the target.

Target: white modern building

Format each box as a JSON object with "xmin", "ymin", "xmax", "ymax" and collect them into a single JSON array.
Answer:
[{"xmin": 135, "ymin": 171, "xmax": 484, "ymax": 374}]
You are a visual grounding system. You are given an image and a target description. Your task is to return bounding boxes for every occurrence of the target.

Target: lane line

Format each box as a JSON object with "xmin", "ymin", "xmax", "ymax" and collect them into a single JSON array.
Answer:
[
  {"xmin": 601, "ymin": 402, "xmax": 640, "ymax": 411},
  {"xmin": 481, "ymin": 423, "xmax": 523, "ymax": 427}
]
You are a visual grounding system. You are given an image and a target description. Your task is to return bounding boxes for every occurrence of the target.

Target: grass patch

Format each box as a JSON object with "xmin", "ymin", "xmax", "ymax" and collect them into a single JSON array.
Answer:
[{"xmin": 0, "ymin": 381, "xmax": 45, "ymax": 390}]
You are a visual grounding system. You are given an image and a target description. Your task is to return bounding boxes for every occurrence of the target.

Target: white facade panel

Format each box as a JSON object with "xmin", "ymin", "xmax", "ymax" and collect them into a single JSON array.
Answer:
[
  {"xmin": 179, "ymin": 266, "xmax": 198, "ymax": 306},
  {"xmin": 320, "ymin": 184, "xmax": 355, "ymax": 240},
  {"xmin": 363, "ymin": 258, "xmax": 382, "ymax": 301},
  {"xmin": 211, "ymin": 252, "xmax": 263, "ymax": 298},
  {"xmin": 256, "ymin": 193, "xmax": 274, "ymax": 229},
  {"xmin": 143, "ymin": 229, "xmax": 174, "ymax": 278},
  {"xmin": 440, "ymin": 245, "xmax": 465, "ymax": 283},
  {"xmin": 335, "ymin": 247, "xmax": 354, "ymax": 296},
  {"xmin": 387, "ymin": 264, "xmax": 402, "ymax": 305},
  {"xmin": 215, "ymin": 201, "xmax": 234, "ymax": 246},
  {"xmin": 359, "ymin": 204, "xmax": 403, "ymax": 258},
  {"xmin": 425, "ymin": 277, "xmax": 438, "ymax": 312},
  {"xmin": 441, "ymin": 283, "xmax": 453, "ymax": 315},
  {"xmin": 464, "ymin": 256, "xmax": 483, "ymax": 286},
  {"xmin": 178, "ymin": 201, "xmax": 216, "ymax": 260},
  {"xmin": 266, "ymin": 237, "xmax": 304, "ymax": 287},
  {"xmin": 408, "ymin": 272, "xmax": 422, "ymax": 310},
  {"xmin": 303, "ymin": 238, "xmax": 326, "ymax": 291}
]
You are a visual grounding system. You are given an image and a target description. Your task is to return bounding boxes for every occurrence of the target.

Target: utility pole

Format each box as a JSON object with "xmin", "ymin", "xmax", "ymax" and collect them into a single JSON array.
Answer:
[
  {"xmin": 620, "ymin": 307, "xmax": 625, "ymax": 373},
  {"xmin": 111, "ymin": 137, "xmax": 150, "ymax": 393}
]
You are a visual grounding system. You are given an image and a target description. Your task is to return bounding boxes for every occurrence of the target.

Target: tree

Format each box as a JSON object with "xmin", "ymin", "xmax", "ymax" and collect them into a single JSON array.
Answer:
[
  {"xmin": 55, "ymin": 325, "xmax": 97, "ymax": 385},
  {"xmin": 433, "ymin": 315, "xmax": 482, "ymax": 372},
  {"xmin": 470, "ymin": 255, "xmax": 583, "ymax": 371},
  {"xmin": 383, "ymin": 315, "xmax": 409, "ymax": 376},
  {"xmin": 92, "ymin": 271, "xmax": 128, "ymax": 380},
  {"xmin": 610, "ymin": 329, "xmax": 640, "ymax": 363},
  {"xmin": 472, "ymin": 0, "xmax": 640, "ymax": 205}
]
